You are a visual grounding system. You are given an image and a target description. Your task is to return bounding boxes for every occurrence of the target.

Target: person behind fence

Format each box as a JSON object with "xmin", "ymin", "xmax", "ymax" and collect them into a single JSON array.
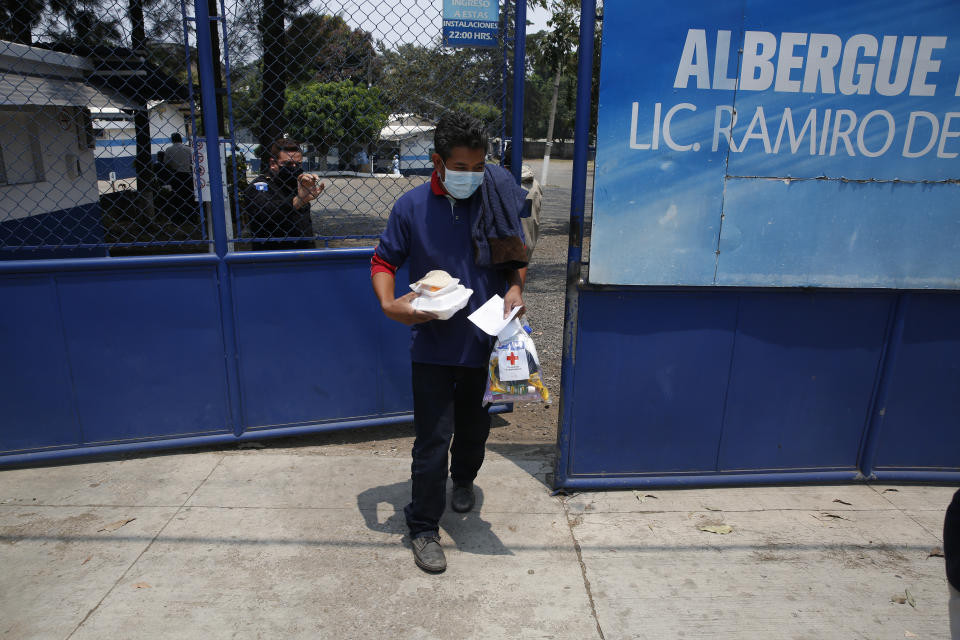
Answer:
[
  {"xmin": 370, "ymin": 111, "xmax": 529, "ymax": 574},
  {"xmin": 163, "ymin": 132, "xmax": 195, "ymax": 224},
  {"xmin": 355, "ymin": 147, "xmax": 370, "ymax": 174},
  {"xmin": 243, "ymin": 138, "xmax": 325, "ymax": 250}
]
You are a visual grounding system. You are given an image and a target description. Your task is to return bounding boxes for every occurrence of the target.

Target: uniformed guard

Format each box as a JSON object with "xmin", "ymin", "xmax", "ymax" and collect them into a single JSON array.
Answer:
[{"xmin": 243, "ymin": 138, "xmax": 325, "ymax": 250}]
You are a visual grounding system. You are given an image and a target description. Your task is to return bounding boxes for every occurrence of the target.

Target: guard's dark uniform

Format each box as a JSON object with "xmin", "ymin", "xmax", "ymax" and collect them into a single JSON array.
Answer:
[{"xmin": 242, "ymin": 173, "xmax": 315, "ymax": 250}]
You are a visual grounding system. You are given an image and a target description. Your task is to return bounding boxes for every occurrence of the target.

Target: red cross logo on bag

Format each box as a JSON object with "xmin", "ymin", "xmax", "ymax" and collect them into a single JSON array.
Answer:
[{"xmin": 506, "ymin": 352, "xmax": 518, "ymax": 365}]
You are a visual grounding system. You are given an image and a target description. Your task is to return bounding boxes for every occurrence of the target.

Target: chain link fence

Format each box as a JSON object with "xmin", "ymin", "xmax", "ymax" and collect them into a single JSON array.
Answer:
[{"xmin": 0, "ymin": 0, "xmax": 516, "ymax": 259}]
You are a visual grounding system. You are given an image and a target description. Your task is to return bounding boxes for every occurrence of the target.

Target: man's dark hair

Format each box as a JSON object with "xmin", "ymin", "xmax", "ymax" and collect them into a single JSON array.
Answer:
[
  {"xmin": 269, "ymin": 137, "xmax": 303, "ymax": 159},
  {"xmin": 434, "ymin": 112, "xmax": 488, "ymax": 160},
  {"xmin": 171, "ymin": 132, "xmax": 183, "ymax": 144}
]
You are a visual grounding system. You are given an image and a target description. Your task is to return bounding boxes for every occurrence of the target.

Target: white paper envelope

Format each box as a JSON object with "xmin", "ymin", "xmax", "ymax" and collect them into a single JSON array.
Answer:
[{"xmin": 467, "ymin": 294, "xmax": 522, "ymax": 336}]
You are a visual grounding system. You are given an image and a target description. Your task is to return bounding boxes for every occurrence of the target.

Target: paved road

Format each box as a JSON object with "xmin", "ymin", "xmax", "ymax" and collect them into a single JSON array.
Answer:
[{"xmin": 0, "ymin": 448, "xmax": 952, "ymax": 638}]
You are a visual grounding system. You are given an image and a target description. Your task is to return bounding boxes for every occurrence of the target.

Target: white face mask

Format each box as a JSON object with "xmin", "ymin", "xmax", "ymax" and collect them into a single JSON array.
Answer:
[{"xmin": 441, "ymin": 162, "xmax": 484, "ymax": 199}]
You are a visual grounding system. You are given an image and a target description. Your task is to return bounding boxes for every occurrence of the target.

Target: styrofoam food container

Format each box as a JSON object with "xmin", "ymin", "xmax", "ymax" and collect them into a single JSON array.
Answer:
[
  {"xmin": 410, "ymin": 278, "xmax": 460, "ymax": 297},
  {"xmin": 412, "ymin": 286, "xmax": 473, "ymax": 320}
]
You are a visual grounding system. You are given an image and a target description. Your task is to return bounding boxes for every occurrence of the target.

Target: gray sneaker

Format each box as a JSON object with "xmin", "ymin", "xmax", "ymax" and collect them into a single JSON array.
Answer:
[{"xmin": 411, "ymin": 535, "xmax": 446, "ymax": 573}]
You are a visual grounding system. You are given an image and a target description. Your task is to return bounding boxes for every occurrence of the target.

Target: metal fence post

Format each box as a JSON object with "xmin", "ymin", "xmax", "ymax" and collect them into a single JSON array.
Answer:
[
  {"xmin": 194, "ymin": 0, "xmax": 229, "ymax": 258},
  {"xmin": 194, "ymin": 0, "xmax": 245, "ymax": 435},
  {"xmin": 554, "ymin": 0, "xmax": 596, "ymax": 489},
  {"xmin": 511, "ymin": 0, "xmax": 526, "ymax": 184}
]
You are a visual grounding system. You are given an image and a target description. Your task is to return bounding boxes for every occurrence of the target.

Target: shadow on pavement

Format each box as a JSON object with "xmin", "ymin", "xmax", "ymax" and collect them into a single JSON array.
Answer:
[{"xmin": 356, "ymin": 480, "xmax": 513, "ymax": 556}]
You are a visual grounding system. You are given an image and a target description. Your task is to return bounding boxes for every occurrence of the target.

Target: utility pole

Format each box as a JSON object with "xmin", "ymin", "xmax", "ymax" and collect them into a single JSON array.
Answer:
[{"xmin": 541, "ymin": 64, "xmax": 561, "ymax": 186}]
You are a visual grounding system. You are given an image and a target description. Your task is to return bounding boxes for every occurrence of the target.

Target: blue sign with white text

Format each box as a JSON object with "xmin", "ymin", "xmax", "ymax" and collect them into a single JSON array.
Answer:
[
  {"xmin": 590, "ymin": 0, "xmax": 960, "ymax": 288},
  {"xmin": 443, "ymin": 0, "xmax": 499, "ymax": 48}
]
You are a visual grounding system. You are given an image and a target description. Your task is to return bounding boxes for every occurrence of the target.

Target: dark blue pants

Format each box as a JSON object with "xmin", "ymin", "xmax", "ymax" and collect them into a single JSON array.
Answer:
[{"xmin": 404, "ymin": 362, "xmax": 491, "ymax": 539}]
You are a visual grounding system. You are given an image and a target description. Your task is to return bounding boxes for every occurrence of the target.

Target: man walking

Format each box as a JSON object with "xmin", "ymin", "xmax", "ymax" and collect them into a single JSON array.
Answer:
[{"xmin": 370, "ymin": 112, "xmax": 529, "ymax": 573}]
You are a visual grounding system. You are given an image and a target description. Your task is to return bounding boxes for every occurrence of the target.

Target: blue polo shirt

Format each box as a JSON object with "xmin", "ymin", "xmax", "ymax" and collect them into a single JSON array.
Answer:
[{"xmin": 375, "ymin": 182, "xmax": 512, "ymax": 367}]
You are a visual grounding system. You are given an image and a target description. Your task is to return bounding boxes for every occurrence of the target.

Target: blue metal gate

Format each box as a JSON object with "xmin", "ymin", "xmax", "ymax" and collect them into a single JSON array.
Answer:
[
  {"xmin": 554, "ymin": 0, "xmax": 960, "ymax": 489},
  {"xmin": 0, "ymin": 0, "xmax": 525, "ymax": 465}
]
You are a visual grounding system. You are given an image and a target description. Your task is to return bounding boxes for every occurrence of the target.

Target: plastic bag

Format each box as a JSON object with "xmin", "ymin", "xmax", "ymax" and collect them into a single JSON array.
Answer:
[{"xmin": 483, "ymin": 319, "xmax": 550, "ymax": 405}]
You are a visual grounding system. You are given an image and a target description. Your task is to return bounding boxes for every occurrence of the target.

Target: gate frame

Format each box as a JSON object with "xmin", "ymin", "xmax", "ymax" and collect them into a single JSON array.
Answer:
[{"xmin": 0, "ymin": 0, "xmax": 524, "ymax": 468}]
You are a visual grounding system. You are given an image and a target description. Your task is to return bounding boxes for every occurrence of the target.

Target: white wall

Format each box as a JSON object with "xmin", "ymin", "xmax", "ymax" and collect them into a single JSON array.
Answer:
[
  {"xmin": 93, "ymin": 105, "xmax": 187, "ymax": 163},
  {"xmin": 149, "ymin": 104, "xmax": 186, "ymax": 144},
  {"xmin": 401, "ymin": 132, "xmax": 433, "ymax": 170},
  {"xmin": 1, "ymin": 105, "xmax": 98, "ymax": 221}
]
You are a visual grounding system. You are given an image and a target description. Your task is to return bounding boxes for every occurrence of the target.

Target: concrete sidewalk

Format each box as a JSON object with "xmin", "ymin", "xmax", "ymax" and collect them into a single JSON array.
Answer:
[{"xmin": 0, "ymin": 443, "xmax": 953, "ymax": 639}]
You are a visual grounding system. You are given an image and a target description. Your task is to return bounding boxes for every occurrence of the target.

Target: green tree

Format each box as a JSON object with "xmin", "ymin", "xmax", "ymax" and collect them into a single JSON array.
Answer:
[
  {"xmin": 527, "ymin": 0, "xmax": 579, "ymax": 182},
  {"xmin": 40, "ymin": 8, "xmax": 124, "ymax": 48},
  {"xmin": 258, "ymin": 0, "xmax": 289, "ymax": 154},
  {"xmin": 455, "ymin": 101, "xmax": 502, "ymax": 130},
  {"xmin": 524, "ymin": 1, "xmax": 604, "ymax": 163},
  {"xmin": 241, "ymin": 4, "xmax": 349, "ymax": 157},
  {"xmin": 1, "ymin": 0, "xmax": 123, "ymax": 46},
  {"xmin": 230, "ymin": 61, "xmax": 262, "ymax": 134},
  {"xmin": 522, "ymin": 63, "xmax": 575, "ymax": 141},
  {"xmin": 224, "ymin": 10, "xmax": 379, "ymax": 153},
  {"xmin": 379, "ymin": 42, "xmax": 502, "ymax": 125},
  {"xmin": 283, "ymin": 80, "xmax": 388, "ymax": 163},
  {"xmin": 192, "ymin": 0, "xmax": 312, "ymax": 156},
  {"xmin": 285, "ymin": 13, "xmax": 379, "ymax": 85},
  {"xmin": 1, "ymin": 0, "xmax": 41, "ymax": 43}
]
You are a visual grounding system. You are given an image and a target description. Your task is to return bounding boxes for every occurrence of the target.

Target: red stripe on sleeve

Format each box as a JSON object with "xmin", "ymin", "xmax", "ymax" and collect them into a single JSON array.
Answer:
[{"xmin": 370, "ymin": 252, "xmax": 398, "ymax": 277}]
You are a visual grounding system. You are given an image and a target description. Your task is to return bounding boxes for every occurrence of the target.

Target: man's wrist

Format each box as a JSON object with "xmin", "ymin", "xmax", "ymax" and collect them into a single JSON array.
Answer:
[{"xmin": 381, "ymin": 297, "xmax": 401, "ymax": 317}]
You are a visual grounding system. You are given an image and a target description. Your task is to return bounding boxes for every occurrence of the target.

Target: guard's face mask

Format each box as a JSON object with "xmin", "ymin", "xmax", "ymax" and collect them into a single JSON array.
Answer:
[
  {"xmin": 275, "ymin": 162, "xmax": 304, "ymax": 191},
  {"xmin": 442, "ymin": 162, "xmax": 484, "ymax": 199}
]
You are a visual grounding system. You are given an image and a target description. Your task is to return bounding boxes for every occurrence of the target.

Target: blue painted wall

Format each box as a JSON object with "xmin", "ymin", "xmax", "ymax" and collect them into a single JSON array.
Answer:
[
  {"xmin": 95, "ymin": 156, "xmax": 138, "ymax": 181},
  {"xmin": 568, "ymin": 290, "xmax": 738, "ymax": 475},
  {"xmin": 0, "ymin": 253, "xmax": 416, "ymax": 460},
  {"xmin": 0, "ymin": 262, "xmax": 231, "ymax": 453},
  {"xmin": 715, "ymin": 292, "xmax": 891, "ymax": 471},
  {"xmin": 870, "ymin": 293, "xmax": 960, "ymax": 471},
  {"xmin": 0, "ymin": 275, "xmax": 82, "ymax": 451},
  {"xmin": 0, "ymin": 203, "xmax": 106, "ymax": 260},
  {"xmin": 230, "ymin": 260, "xmax": 412, "ymax": 429},
  {"xmin": 56, "ymin": 267, "xmax": 232, "ymax": 442},
  {"xmin": 560, "ymin": 288, "xmax": 960, "ymax": 485}
]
